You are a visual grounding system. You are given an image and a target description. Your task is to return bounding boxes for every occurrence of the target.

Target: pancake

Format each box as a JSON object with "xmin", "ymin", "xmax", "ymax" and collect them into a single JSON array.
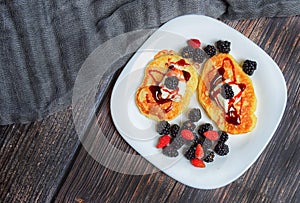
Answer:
[
  {"xmin": 136, "ymin": 50, "xmax": 198, "ymax": 121},
  {"xmin": 198, "ymin": 53, "xmax": 257, "ymax": 134}
]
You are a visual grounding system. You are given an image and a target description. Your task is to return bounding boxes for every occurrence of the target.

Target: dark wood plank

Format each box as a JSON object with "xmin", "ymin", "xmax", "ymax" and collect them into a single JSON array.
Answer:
[
  {"xmin": 54, "ymin": 16, "xmax": 299, "ymax": 203},
  {"xmin": 0, "ymin": 108, "xmax": 81, "ymax": 202},
  {"xmin": 54, "ymin": 87, "xmax": 177, "ymax": 203}
]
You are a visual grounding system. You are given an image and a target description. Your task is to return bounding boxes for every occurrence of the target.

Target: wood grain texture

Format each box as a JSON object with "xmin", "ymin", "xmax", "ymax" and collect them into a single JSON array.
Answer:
[
  {"xmin": 0, "ymin": 108, "xmax": 81, "ymax": 202},
  {"xmin": 0, "ymin": 16, "xmax": 299, "ymax": 203}
]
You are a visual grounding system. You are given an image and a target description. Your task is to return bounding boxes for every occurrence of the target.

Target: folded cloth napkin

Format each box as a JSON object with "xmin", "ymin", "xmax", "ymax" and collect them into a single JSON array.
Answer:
[{"xmin": 0, "ymin": 0, "xmax": 299, "ymax": 124}]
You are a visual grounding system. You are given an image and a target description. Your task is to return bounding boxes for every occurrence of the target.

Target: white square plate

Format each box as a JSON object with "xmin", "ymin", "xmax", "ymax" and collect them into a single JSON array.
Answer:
[{"xmin": 110, "ymin": 15, "xmax": 287, "ymax": 189}]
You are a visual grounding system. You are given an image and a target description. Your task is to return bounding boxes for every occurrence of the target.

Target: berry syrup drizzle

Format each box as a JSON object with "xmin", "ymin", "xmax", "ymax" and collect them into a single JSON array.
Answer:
[
  {"xmin": 147, "ymin": 59, "xmax": 191, "ymax": 113},
  {"xmin": 210, "ymin": 57, "xmax": 246, "ymax": 125}
]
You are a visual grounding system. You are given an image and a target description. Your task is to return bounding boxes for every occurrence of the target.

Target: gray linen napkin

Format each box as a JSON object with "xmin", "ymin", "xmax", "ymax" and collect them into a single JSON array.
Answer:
[{"xmin": 0, "ymin": 0, "xmax": 299, "ymax": 124}]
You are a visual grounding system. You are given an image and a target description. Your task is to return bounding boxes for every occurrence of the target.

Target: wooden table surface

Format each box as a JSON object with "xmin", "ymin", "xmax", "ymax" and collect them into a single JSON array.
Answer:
[{"xmin": 1, "ymin": 16, "xmax": 299, "ymax": 203}]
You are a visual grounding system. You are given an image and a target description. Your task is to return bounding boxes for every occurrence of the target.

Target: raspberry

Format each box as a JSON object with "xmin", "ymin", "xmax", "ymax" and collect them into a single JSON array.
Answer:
[
  {"xmin": 188, "ymin": 108, "xmax": 202, "ymax": 122},
  {"xmin": 185, "ymin": 132, "xmax": 198, "ymax": 147},
  {"xmin": 203, "ymin": 151, "xmax": 215, "ymax": 163},
  {"xmin": 203, "ymin": 130, "xmax": 219, "ymax": 141},
  {"xmin": 156, "ymin": 121, "xmax": 170, "ymax": 135},
  {"xmin": 164, "ymin": 76, "xmax": 179, "ymax": 90},
  {"xmin": 156, "ymin": 135, "xmax": 171, "ymax": 148},
  {"xmin": 195, "ymin": 144, "xmax": 204, "ymax": 159},
  {"xmin": 162, "ymin": 146, "xmax": 179, "ymax": 157},
  {"xmin": 242, "ymin": 60, "xmax": 257, "ymax": 76},
  {"xmin": 221, "ymin": 84, "xmax": 234, "ymax": 99},
  {"xmin": 181, "ymin": 46, "xmax": 194, "ymax": 58},
  {"xmin": 187, "ymin": 39, "xmax": 201, "ymax": 48},
  {"xmin": 191, "ymin": 158, "xmax": 206, "ymax": 168},
  {"xmin": 216, "ymin": 40, "xmax": 231, "ymax": 53},
  {"xmin": 180, "ymin": 129, "xmax": 195, "ymax": 140},
  {"xmin": 170, "ymin": 124, "xmax": 180, "ymax": 138},
  {"xmin": 218, "ymin": 131, "xmax": 229, "ymax": 143},
  {"xmin": 193, "ymin": 48, "xmax": 206, "ymax": 63},
  {"xmin": 203, "ymin": 45, "xmax": 216, "ymax": 57},
  {"xmin": 182, "ymin": 120, "xmax": 196, "ymax": 131},
  {"xmin": 214, "ymin": 141, "xmax": 229, "ymax": 156}
]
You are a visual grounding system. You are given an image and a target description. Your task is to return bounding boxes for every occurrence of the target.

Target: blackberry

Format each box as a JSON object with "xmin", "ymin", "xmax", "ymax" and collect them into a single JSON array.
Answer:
[
  {"xmin": 202, "ymin": 139, "xmax": 212, "ymax": 151},
  {"xmin": 165, "ymin": 76, "xmax": 179, "ymax": 90},
  {"xmin": 242, "ymin": 60, "xmax": 257, "ymax": 76},
  {"xmin": 188, "ymin": 108, "xmax": 202, "ymax": 122},
  {"xmin": 197, "ymin": 134, "xmax": 206, "ymax": 145},
  {"xmin": 193, "ymin": 48, "xmax": 207, "ymax": 63},
  {"xmin": 203, "ymin": 152, "xmax": 215, "ymax": 163},
  {"xmin": 170, "ymin": 124, "xmax": 180, "ymax": 138},
  {"xmin": 221, "ymin": 84, "xmax": 234, "ymax": 99},
  {"xmin": 214, "ymin": 141, "xmax": 229, "ymax": 156},
  {"xmin": 197, "ymin": 123, "xmax": 213, "ymax": 135},
  {"xmin": 185, "ymin": 132, "xmax": 198, "ymax": 147},
  {"xmin": 216, "ymin": 40, "xmax": 231, "ymax": 53},
  {"xmin": 162, "ymin": 146, "xmax": 178, "ymax": 157},
  {"xmin": 181, "ymin": 46, "xmax": 194, "ymax": 58},
  {"xmin": 184, "ymin": 146, "xmax": 195, "ymax": 160},
  {"xmin": 182, "ymin": 120, "xmax": 196, "ymax": 131},
  {"xmin": 156, "ymin": 121, "xmax": 170, "ymax": 135},
  {"xmin": 218, "ymin": 131, "xmax": 229, "ymax": 143},
  {"xmin": 170, "ymin": 136, "xmax": 185, "ymax": 150},
  {"xmin": 202, "ymin": 139, "xmax": 213, "ymax": 157},
  {"xmin": 203, "ymin": 45, "xmax": 216, "ymax": 57}
]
